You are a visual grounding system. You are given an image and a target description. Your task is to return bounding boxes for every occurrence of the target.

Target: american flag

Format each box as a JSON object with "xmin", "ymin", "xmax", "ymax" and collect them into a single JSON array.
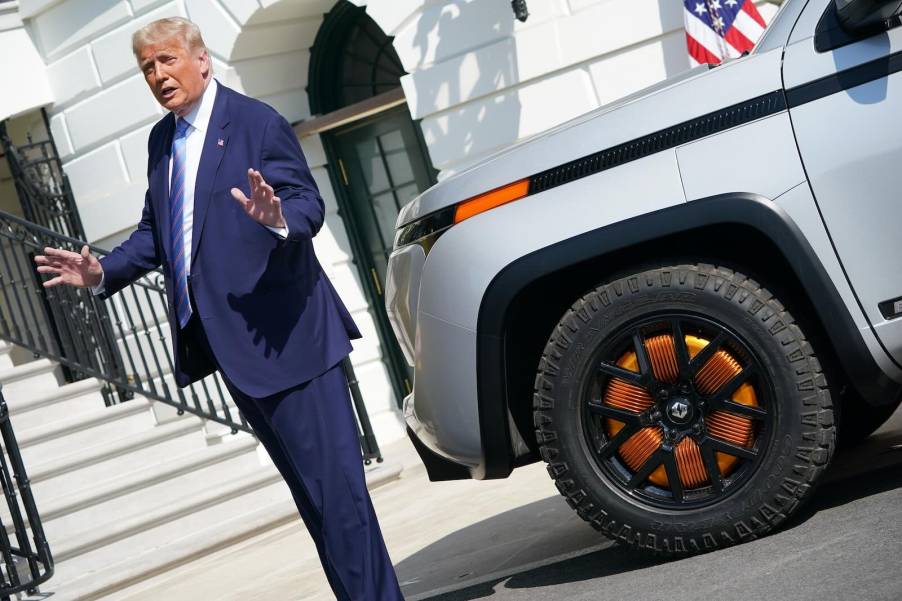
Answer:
[{"xmin": 684, "ymin": 0, "xmax": 768, "ymax": 66}]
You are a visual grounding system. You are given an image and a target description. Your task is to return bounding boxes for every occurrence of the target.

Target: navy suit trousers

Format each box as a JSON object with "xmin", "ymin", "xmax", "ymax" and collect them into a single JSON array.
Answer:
[{"xmin": 185, "ymin": 316, "xmax": 403, "ymax": 600}]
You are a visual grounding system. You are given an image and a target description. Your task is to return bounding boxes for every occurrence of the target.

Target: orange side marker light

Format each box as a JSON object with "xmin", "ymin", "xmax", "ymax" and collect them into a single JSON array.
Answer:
[{"xmin": 453, "ymin": 179, "xmax": 530, "ymax": 224}]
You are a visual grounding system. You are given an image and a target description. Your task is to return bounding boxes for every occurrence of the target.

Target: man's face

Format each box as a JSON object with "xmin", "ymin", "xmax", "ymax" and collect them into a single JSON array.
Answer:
[{"xmin": 138, "ymin": 38, "xmax": 209, "ymax": 116}]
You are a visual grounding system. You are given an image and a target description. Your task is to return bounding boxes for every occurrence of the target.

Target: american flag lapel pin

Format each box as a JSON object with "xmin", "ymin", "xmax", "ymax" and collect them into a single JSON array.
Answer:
[{"xmin": 217, "ymin": 138, "xmax": 224, "ymax": 147}]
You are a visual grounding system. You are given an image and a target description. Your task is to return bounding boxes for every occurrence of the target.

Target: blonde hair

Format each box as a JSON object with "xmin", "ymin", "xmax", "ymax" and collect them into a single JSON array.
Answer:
[{"xmin": 132, "ymin": 17, "xmax": 208, "ymax": 59}]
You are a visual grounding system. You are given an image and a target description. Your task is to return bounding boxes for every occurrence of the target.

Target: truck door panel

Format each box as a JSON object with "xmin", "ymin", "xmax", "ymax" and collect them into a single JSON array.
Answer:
[{"xmin": 784, "ymin": 5, "xmax": 902, "ymax": 366}]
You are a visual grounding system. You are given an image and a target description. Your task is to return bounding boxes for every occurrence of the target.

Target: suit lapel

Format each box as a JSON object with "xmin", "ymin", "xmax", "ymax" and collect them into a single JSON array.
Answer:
[
  {"xmin": 191, "ymin": 82, "xmax": 230, "ymax": 266},
  {"xmin": 153, "ymin": 114, "xmax": 176, "ymax": 262}
]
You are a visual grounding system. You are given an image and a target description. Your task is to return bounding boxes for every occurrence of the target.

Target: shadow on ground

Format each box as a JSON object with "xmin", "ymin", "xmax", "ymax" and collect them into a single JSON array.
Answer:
[{"xmin": 399, "ymin": 425, "xmax": 902, "ymax": 601}]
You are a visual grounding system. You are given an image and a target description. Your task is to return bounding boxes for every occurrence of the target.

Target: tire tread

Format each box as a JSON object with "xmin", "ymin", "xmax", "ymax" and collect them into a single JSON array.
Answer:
[{"xmin": 532, "ymin": 264, "xmax": 835, "ymax": 554}]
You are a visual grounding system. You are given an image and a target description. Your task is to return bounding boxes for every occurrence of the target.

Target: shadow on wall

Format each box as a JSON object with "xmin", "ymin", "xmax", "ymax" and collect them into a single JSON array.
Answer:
[
  {"xmin": 410, "ymin": 1, "xmax": 521, "ymax": 175},
  {"xmin": 409, "ymin": 0, "xmax": 696, "ymax": 176},
  {"xmin": 219, "ymin": 0, "xmax": 332, "ymax": 125},
  {"xmin": 588, "ymin": 1, "xmax": 691, "ymax": 108}
]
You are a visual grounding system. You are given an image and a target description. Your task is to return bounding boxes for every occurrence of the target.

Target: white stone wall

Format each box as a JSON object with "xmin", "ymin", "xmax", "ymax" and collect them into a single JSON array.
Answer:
[{"xmin": 0, "ymin": 2, "xmax": 53, "ymax": 122}]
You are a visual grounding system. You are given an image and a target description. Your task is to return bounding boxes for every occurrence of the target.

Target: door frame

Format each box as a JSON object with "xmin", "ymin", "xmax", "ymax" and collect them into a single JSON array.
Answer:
[{"xmin": 320, "ymin": 104, "xmax": 436, "ymax": 407}]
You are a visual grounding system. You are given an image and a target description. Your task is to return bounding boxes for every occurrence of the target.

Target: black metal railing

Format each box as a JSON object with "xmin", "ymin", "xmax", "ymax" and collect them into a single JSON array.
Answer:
[
  {"xmin": 0, "ymin": 211, "xmax": 382, "ymax": 463},
  {"xmin": 0, "ymin": 120, "xmax": 87, "ymax": 240},
  {"xmin": 1, "ymin": 120, "xmax": 132, "ymax": 404},
  {"xmin": 0, "ymin": 392, "xmax": 53, "ymax": 597}
]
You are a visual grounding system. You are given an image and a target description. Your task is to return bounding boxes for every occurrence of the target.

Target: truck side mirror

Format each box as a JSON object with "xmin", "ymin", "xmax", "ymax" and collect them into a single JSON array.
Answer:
[{"xmin": 834, "ymin": 0, "xmax": 902, "ymax": 34}]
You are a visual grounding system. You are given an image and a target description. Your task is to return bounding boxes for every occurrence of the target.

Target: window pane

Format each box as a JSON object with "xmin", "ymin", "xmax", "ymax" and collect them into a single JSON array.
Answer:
[
  {"xmin": 394, "ymin": 183, "xmax": 419, "ymax": 210},
  {"xmin": 379, "ymin": 130, "xmax": 404, "ymax": 152},
  {"xmin": 371, "ymin": 191, "xmax": 399, "ymax": 250},
  {"xmin": 379, "ymin": 131, "xmax": 416, "ymax": 186},
  {"xmin": 354, "ymin": 138, "xmax": 390, "ymax": 193},
  {"xmin": 384, "ymin": 152, "xmax": 415, "ymax": 188}
]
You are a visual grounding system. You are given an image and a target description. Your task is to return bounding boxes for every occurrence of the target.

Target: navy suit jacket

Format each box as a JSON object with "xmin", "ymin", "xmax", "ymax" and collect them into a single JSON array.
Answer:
[{"xmin": 99, "ymin": 82, "xmax": 361, "ymax": 398}]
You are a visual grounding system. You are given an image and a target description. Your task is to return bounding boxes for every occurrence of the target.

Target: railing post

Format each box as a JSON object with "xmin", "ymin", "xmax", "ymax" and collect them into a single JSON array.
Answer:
[
  {"xmin": 342, "ymin": 357, "xmax": 383, "ymax": 465},
  {"xmin": 0, "ymin": 390, "xmax": 54, "ymax": 596}
]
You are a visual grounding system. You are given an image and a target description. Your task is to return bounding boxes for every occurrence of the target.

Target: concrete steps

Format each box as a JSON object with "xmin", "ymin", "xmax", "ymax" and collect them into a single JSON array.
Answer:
[
  {"xmin": 0, "ymin": 357, "xmax": 60, "ymax": 399},
  {"xmin": 0, "ymin": 343, "xmax": 300, "ymax": 601},
  {"xmin": 17, "ymin": 398, "xmax": 156, "ymax": 466},
  {"xmin": 27, "ymin": 416, "xmax": 206, "ymax": 502},
  {"xmin": 51, "ymin": 466, "xmax": 287, "ymax": 571},
  {"xmin": 53, "ymin": 499, "xmax": 298, "ymax": 601},
  {"xmin": 70, "ymin": 460, "xmax": 405, "ymax": 601},
  {"xmin": 7, "ymin": 377, "xmax": 106, "ymax": 431},
  {"xmin": 90, "ymin": 461, "xmax": 405, "ymax": 601},
  {"xmin": 39, "ymin": 437, "xmax": 262, "ymax": 543},
  {"xmin": 0, "ymin": 341, "xmax": 397, "ymax": 601},
  {"xmin": 2, "ymin": 433, "xmax": 260, "ymax": 534}
]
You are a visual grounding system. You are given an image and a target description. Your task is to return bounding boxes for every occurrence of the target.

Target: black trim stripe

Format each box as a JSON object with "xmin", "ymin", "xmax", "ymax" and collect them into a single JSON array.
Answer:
[
  {"xmin": 395, "ymin": 91, "xmax": 788, "ymax": 247},
  {"xmin": 529, "ymin": 91, "xmax": 786, "ymax": 194},
  {"xmin": 530, "ymin": 48, "xmax": 902, "ymax": 198},
  {"xmin": 785, "ymin": 49, "xmax": 902, "ymax": 108}
]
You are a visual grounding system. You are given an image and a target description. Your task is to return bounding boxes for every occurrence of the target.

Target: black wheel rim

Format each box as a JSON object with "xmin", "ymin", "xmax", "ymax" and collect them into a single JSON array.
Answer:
[{"xmin": 581, "ymin": 313, "xmax": 775, "ymax": 509}]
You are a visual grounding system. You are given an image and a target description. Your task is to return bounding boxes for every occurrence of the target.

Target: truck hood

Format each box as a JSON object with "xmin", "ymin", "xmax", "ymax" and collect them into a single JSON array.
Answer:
[{"xmin": 396, "ymin": 47, "xmax": 785, "ymax": 228}]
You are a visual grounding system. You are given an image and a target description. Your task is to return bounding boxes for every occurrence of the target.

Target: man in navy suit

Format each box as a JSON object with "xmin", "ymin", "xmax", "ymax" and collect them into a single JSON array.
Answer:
[{"xmin": 34, "ymin": 17, "xmax": 403, "ymax": 600}]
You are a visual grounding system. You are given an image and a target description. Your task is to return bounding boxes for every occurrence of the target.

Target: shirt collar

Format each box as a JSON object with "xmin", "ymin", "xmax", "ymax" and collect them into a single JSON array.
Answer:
[{"xmin": 176, "ymin": 78, "xmax": 217, "ymax": 133}]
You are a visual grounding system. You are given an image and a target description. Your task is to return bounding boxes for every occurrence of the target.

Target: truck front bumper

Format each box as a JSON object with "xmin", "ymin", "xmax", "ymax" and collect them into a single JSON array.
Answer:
[{"xmin": 404, "ymin": 393, "xmax": 473, "ymax": 480}]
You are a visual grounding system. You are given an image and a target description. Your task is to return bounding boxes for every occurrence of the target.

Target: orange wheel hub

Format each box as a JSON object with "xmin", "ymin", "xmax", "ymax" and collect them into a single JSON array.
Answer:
[{"xmin": 601, "ymin": 332, "xmax": 759, "ymax": 491}]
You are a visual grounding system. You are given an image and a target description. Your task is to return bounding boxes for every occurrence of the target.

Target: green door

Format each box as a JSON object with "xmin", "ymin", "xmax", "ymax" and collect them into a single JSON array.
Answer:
[{"xmin": 327, "ymin": 106, "xmax": 435, "ymax": 405}]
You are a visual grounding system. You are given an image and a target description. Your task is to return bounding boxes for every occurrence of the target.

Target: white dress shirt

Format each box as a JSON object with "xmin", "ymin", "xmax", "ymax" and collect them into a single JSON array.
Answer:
[{"xmin": 94, "ymin": 78, "xmax": 287, "ymax": 294}]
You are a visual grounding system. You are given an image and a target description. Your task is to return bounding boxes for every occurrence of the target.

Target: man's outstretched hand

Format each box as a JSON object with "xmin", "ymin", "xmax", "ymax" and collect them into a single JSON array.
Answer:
[
  {"xmin": 34, "ymin": 246, "xmax": 103, "ymax": 289},
  {"xmin": 231, "ymin": 168, "xmax": 286, "ymax": 229}
]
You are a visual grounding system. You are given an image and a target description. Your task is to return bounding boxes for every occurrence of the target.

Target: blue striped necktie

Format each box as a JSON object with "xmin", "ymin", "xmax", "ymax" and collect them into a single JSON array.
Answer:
[{"xmin": 170, "ymin": 117, "xmax": 192, "ymax": 329}]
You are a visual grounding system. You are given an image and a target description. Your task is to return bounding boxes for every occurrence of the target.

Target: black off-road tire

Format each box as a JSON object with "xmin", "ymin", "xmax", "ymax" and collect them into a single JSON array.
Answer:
[{"xmin": 533, "ymin": 264, "xmax": 836, "ymax": 554}]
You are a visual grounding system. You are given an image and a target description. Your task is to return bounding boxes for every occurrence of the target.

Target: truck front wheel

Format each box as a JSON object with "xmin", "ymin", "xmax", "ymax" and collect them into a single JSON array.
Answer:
[{"xmin": 533, "ymin": 264, "xmax": 835, "ymax": 554}]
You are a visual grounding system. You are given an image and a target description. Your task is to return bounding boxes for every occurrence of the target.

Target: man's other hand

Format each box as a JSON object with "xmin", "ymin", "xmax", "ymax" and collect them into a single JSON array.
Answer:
[
  {"xmin": 34, "ymin": 245, "xmax": 103, "ymax": 289},
  {"xmin": 231, "ymin": 168, "xmax": 286, "ymax": 229}
]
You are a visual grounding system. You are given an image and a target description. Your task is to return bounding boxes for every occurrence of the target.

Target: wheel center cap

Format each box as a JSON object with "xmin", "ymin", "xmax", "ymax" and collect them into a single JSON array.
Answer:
[{"xmin": 667, "ymin": 398, "xmax": 693, "ymax": 424}]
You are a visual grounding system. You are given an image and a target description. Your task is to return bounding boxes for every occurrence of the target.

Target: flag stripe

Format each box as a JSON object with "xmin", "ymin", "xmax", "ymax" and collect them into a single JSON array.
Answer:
[
  {"xmin": 686, "ymin": 32, "xmax": 722, "ymax": 66},
  {"xmin": 723, "ymin": 25, "xmax": 755, "ymax": 55},
  {"xmin": 742, "ymin": 0, "xmax": 767, "ymax": 28},
  {"xmin": 732, "ymin": 10, "xmax": 766, "ymax": 45}
]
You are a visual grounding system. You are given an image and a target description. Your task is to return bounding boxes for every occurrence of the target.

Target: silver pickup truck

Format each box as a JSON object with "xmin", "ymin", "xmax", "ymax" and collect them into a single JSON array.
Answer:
[{"xmin": 385, "ymin": 0, "xmax": 902, "ymax": 553}]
